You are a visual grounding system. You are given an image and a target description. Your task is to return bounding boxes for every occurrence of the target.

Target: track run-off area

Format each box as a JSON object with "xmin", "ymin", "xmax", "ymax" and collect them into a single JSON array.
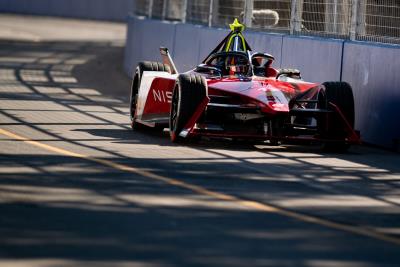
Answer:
[{"xmin": 0, "ymin": 15, "xmax": 400, "ymax": 267}]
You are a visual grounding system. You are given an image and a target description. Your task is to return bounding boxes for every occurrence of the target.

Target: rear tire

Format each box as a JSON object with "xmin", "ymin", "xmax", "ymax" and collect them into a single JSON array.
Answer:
[
  {"xmin": 130, "ymin": 62, "xmax": 171, "ymax": 130},
  {"xmin": 169, "ymin": 74, "xmax": 207, "ymax": 143},
  {"xmin": 322, "ymin": 81, "xmax": 355, "ymax": 152}
]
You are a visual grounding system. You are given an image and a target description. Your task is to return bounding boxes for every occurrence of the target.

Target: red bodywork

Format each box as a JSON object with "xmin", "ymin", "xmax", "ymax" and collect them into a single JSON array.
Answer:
[{"xmin": 135, "ymin": 71, "xmax": 360, "ymax": 144}]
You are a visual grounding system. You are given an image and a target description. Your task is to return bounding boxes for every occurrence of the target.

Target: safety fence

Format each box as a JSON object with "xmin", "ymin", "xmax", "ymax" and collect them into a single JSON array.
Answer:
[{"xmin": 134, "ymin": 0, "xmax": 400, "ymax": 45}]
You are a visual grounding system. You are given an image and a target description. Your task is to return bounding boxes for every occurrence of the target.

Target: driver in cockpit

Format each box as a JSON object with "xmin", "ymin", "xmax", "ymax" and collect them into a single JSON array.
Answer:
[{"xmin": 226, "ymin": 55, "xmax": 250, "ymax": 76}]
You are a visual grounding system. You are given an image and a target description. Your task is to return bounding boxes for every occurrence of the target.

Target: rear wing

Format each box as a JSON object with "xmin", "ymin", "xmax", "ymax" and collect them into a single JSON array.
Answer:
[{"xmin": 160, "ymin": 47, "xmax": 178, "ymax": 74}]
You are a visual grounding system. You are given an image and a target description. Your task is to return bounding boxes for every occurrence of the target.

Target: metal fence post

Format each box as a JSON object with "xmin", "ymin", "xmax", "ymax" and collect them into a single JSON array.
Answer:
[
  {"xmin": 349, "ymin": 0, "xmax": 358, "ymax": 40},
  {"xmin": 290, "ymin": 0, "xmax": 296, "ymax": 34},
  {"xmin": 325, "ymin": 0, "xmax": 351, "ymax": 36},
  {"xmin": 356, "ymin": 0, "xmax": 366, "ymax": 37},
  {"xmin": 148, "ymin": 0, "xmax": 154, "ymax": 18},
  {"xmin": 290, "ymin": 0, "xmax": 302, "ymax": 34},
  {"xmin": 208, "ymin": 0, "xmax": 214, "ymax": 27},
  {"xmin": 333, "ymin": 0, "xmax": 338, "ymax": 33},
  {"xmin": 162, "ymin": 0, "xmax": 168, "ymax": 20},
  {"xmin": 243, "ymin": 0, "xmax": 254, "ymax": 28},
  {"xmin": 181, "ymin": 0, "xmax": 188, "ymax": 23}
]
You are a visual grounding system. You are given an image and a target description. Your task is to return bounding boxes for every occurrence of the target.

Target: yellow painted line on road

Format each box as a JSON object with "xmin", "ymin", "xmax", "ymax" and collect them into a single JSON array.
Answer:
[{"xmin": 1, "ymin": 127, "xmax": 400, "ymax": 246}]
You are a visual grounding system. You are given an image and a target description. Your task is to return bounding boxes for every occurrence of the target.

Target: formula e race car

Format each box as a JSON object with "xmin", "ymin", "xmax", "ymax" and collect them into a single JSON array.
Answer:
[{"xmin": 129, "ymin": 19, "xmax": 360, "ymax": 151}]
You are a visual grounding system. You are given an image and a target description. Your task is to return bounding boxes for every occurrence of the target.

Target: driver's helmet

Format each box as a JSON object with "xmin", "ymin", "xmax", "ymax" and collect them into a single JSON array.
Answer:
[{"xmin": 226, "ymin": 55, "xmax": 249, "ymax": 76}]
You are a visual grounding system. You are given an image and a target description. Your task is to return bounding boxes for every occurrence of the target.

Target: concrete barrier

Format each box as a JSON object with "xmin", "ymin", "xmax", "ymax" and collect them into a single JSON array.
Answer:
[
  {"xmin": 136, "ymin": 18, "xmax": 176, "ymax": 63},
  {"xmin": 173, "ymin": 23, "xmax": 205, "ymax": 72},
  {"xmin": 197, "ymin": 27, "xmax": 230, "ymax": 62},
  {"xmin": 342, "ymin": 42, "xmax": 400, "ymax": 150},
  {"xmin": 123, "ymin": 15, "xmax": 137, "ymax": 76},
  {"xmin": 124, "ymin": 16, "xmax": 176, "ymax": 75},
  {"xmin": 0, "ymin": 0, "xmax": 134, "ymax": 21},
  {"xmin": 246, "ymin": 31, "xmax": 284, "ymax": 68},
  {"xmin": 281, "ymin": 36, "xmax": 344, "ymax": 83}
]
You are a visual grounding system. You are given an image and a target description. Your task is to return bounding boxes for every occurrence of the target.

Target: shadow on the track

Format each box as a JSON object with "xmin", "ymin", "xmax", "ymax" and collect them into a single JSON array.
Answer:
[
  {"xmin": 1, "ymin": 153, "xmax": 400, "ymax": 266},
  {"xmin": 1, "ymin": 40, "xmax": 400, "ymax": 266}
]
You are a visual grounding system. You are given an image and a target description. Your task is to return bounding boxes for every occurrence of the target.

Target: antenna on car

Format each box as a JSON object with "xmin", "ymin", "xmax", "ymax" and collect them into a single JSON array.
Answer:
[{"xmin": 159, "ymin": 47, "xmax": 178, "ymax": 74}]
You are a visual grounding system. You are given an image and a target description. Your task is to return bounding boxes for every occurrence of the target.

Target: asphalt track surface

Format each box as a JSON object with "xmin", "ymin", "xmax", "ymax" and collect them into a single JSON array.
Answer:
[{"xmin": 0, "ymin": 14, "xmax": 400, "ymax": 267}]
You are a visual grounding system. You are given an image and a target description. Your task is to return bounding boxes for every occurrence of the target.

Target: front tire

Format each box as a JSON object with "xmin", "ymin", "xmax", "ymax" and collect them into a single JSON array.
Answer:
[
  {"xmin": 322, "ymin": 81, "xmax": 355, "ymax": 152},
  {"xmin": 129, "ymin": 61, "xmax": 171, "ymax": 130},
  {"xmin": 169, "ymin": 74, "xmax": 207, "ymax": 143}
]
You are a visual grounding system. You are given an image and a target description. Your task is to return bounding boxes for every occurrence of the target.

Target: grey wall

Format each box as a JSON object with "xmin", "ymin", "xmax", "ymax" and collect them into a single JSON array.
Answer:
[
  {"xmin": 173, "ymin": 23, "xmax": 203, "ymax": 71},
  {"xmin": 245, "ymin": 31, "xmax": 283, "ymax": 68},
  {"xmin": 124, "ymin": 15, "xmax": 400, "ymax": 150},
  {"xmin": 342, "ymin": 43, "xmax": 400, "ymax": 149},
  {"xmin": 281, "ymin": 36, "xmax": 343, "ymax": 82},
  {"xmin": 0, "ymin": 0, "xmax": 135, "ymax": 21},
  {"xmin": 124, "ymin": 17, "xmax": 177, "ymax": 76}
]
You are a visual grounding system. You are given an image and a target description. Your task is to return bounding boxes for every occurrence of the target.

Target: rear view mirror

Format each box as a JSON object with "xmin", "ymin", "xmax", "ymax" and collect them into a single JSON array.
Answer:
[{"xmin": 195, "ymin": 64, "xmax": 222, "ymax": 78}]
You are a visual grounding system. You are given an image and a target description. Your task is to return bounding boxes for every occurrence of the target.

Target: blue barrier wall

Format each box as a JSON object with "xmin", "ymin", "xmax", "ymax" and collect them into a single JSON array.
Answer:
[
  {"xmin": 0, "ymin": 0, "xmax": 134, "ymax": 21},
  {"xmin": 173, "ymin": 23, "xmax": 204, "ymax": 71},
  {"xmin": 281, "ymin": 36, "xmax": 343, "ymax": 82},
  {"xmin": 197, "ymin": 27, "xmax": 230, "ymax": 63},
  {"xmin": 245, "ymin": 31, "xmax": 283, "ymax": 68},
  {"xmin": 342, "ymin": 42, "xmax": 400, "ymax": 149},
  {"xmin": 124, "ymin": 15, "xmax": 399, "ymax": 149},
  {"xmin": 124, "ymin": 17, "xmax": 176, "ymax": 75},
  {"xmin": 124, "ymin": 15, "xmax": 137, "ymax": 76}
]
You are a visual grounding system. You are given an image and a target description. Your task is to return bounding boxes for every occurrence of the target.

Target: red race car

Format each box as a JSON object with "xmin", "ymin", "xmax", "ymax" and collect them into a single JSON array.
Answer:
[{"xmin": 129, "ymin": 19, "xmax": 360, "ymax": 151}]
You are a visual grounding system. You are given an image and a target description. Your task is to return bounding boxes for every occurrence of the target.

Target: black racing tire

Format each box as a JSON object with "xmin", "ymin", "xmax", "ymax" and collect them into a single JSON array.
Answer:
[
  {"xmin": 322, "ymin": 81, "xmax": 355, "ymax": 152},
  {"xmin": 169, "ymin": 74, "xmax": 207, "ymax": 143},
  {"xmin": 129, "ymin": 61, "xmax": 171, "ymax": 130}
]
